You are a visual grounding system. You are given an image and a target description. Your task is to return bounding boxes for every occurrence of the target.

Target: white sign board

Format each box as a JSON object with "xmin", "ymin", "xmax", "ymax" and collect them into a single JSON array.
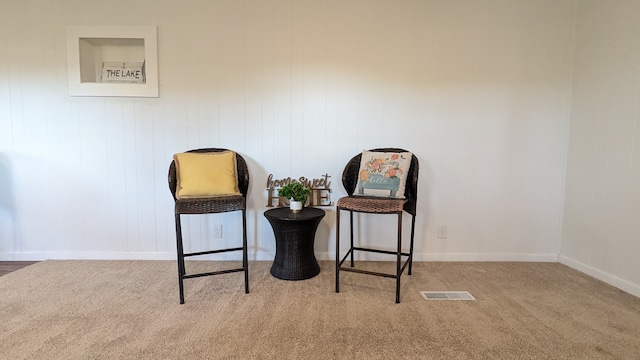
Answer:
[{"xmin": 101, "ymin": 62, "xmax": 145, "ymax": 84}]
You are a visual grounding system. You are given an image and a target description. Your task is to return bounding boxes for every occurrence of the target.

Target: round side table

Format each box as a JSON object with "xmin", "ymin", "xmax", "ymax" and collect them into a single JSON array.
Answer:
[{"xmin": 264, "ymin": 207, "xmax": 325, "ymax": 280}]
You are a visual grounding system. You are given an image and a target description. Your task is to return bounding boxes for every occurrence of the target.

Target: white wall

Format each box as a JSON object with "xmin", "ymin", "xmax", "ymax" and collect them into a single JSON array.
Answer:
[
  {"xmin": 1, "ymin": 0, "xmax": 575, "ymax": 263},
  {"xmin": 561, "ymin": 0, "xmax": 640, "ymax": 297}
]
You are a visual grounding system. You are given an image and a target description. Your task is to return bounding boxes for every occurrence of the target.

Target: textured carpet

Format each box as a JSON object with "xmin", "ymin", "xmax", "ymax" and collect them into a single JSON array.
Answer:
[{"xmin": 1, "ymin": 260, "xmax": 639, "ymax": 359}]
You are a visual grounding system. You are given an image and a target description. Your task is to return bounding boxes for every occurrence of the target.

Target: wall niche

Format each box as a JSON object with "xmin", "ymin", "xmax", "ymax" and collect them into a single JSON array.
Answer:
[{"xmin": 66, "ymin": 25, "xmax": 158, "ymax": 97}]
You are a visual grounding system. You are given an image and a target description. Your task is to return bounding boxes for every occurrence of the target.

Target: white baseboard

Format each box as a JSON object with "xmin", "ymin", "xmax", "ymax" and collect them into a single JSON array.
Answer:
[
  {"xmin": 316, "ymin": 252, "xmax": 559, "ymax": 262},
  {"xmin": 414, "ymin": 252, "xmax": 559, "ymax": 262},
  {"xmin": 0, "ymin": 251, "xmax": 176, "ymax": 261},
  {"xmin": 559, "ymin": 255, "xmax": 640, "ymax": 298},
  {"xmin": 1, "ymin": 251, "xmax": 559, "ymax": 262},
  {"xmin": 0, "ymin": 251, "xmax": 276, "ymax": 262}
]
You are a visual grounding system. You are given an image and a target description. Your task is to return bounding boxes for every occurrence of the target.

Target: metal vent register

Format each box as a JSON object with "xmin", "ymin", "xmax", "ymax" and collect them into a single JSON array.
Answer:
[{"xmin": 420, "ymin": 291, "xmax": 476, "ymax": 301}]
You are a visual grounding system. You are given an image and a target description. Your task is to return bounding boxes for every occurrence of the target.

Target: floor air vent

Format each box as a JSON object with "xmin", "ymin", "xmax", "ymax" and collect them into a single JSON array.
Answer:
[{"xmin": 420, "ymin": 291, "xmax": 476, "ymax": 301}]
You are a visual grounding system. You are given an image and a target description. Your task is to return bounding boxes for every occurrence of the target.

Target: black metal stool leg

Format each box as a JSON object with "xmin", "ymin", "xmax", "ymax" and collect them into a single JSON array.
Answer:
[
  {"xmin": 395, "ymin": 211, "xmax": 403, "ymax": 304},
  {"xmin": 242, "ymin": 209, "xmax": 249, "ymax": 294},
  {"xmin": 175, "ymin": 212, "xmax": 185, "ymax": 305},
  {"xmin": 409, "ymin": 214, "xmax": 416, "ymax": 275},
  {"xmin": 335, "ymin": 207, "xmax": 341, "ymax": 293},
  {"xmin": 349, "ymin": 211, "xmax": 354, "ymax": 267}
]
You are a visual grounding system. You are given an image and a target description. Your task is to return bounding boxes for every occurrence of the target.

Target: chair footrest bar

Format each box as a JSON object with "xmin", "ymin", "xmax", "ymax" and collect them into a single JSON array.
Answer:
[
  {"xmin": 352, "ymin": 246, "xmax": 410, "ymax": 257},
  {"xmin": 400, "ymin": 258, "xmax": 410, "ymax": 274},
  {"xmin": 339, "ymin": 266, "xmax": 397, "ymax": 279},
  {"xmin": 337, "ymin": 248, "xmax": 411, "ymax": 268},
  {"xmin": 339, "ymin": 249, "xmax": 354, "ymax": 266},
  {"xmin": 184, "ymin": 247, "xmax": 244, "ymax": 257},
  {"xmin": 183, "ymin": 268, "xmax": 245, "ymax": 279},
  {"xmin": 338, "ymin": 257, "xmax": 412, "ymax": 279}
]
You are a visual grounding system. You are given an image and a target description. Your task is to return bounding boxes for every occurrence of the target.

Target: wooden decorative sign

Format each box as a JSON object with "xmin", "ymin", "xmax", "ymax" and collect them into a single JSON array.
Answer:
[{"xmin": 266, "ymin": 173, "xmax": 333, "ymax": 207}]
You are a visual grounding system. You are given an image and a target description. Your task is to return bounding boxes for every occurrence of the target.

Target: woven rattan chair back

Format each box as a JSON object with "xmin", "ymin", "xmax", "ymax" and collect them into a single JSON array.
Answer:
[
  {"xmin": 168, "ymin": 148, "xmax": 250, "ymax": 304},
  {"xmin": 168, "ymin": 148, "xmax": 250, "ymax": 202},
  {"xmin": 341, "ymin": 147, "xmax": 419, "ymax": 215},
  {"xmin": 335, "ymin": 148, "xmax": 419, "ymax": 303}
]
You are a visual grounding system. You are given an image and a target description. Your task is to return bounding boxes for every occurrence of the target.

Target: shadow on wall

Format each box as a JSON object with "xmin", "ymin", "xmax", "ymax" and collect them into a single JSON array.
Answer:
[{"xmin": 0, "ymin": 153, "xmax": 17, "ymax": 253}]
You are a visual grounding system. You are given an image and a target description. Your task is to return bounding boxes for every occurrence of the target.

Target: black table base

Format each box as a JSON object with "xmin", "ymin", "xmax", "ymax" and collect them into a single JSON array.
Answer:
[{"xmin": 264, "ymin": 207, "xmax": 325, "ymax": 280}]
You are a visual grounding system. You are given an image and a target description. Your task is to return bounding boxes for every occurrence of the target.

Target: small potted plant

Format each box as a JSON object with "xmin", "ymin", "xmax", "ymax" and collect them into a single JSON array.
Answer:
[{"xmin": 278, "ymin": 182, "xmax": 311, "ymax": 212}]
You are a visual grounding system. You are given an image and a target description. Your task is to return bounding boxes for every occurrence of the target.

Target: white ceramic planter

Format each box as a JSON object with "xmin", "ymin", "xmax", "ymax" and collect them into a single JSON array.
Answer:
[{"xmin": 289, "ymin": 200, "xmax": 303, "ymax": 212}]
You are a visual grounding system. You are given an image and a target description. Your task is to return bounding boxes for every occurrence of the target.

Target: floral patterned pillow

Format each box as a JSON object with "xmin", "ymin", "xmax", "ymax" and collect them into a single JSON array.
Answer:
[{"xmin": 353, "ymin": 151, "xmax": 413, "ymax": 199}]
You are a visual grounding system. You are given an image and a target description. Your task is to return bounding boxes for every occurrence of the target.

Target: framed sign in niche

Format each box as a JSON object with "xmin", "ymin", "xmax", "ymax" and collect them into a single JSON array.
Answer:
[{"xmin": 66, "ymin": 25, "xmax": 158, "ymax": 97}]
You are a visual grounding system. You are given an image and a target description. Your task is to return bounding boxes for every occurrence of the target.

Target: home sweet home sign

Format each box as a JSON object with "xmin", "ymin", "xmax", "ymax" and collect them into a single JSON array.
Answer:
[{"xmin": 266, "ymin": 173, "xmax": 333, "ymax": 207}]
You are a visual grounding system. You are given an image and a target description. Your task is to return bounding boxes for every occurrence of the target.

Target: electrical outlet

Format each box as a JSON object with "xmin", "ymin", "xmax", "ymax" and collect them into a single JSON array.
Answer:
[
  {"xmin": 213, "ymin": 224, "xmax": 223, "ymax": 239},
  {"xmin": 437, "ymin": 225, "xmax": 447, "ymax": 239}
]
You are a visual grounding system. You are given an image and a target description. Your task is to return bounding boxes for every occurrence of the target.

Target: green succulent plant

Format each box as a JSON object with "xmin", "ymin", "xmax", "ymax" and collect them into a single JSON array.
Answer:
[{"xmin": 278, "ymin": 182, "xmax": 311, "ymax": 203}]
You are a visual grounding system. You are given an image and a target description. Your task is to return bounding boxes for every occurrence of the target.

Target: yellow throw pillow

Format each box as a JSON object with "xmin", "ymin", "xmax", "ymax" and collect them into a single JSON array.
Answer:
[{"xmin": 173, "ymin": 151, "xmax": 241, "ymax": 199}]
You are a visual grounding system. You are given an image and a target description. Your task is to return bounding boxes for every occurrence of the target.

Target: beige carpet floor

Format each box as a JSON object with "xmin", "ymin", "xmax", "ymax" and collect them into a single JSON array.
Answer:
[{"xmin": 1, "ymin": 260, "xmax": 640, "ymax": 359}]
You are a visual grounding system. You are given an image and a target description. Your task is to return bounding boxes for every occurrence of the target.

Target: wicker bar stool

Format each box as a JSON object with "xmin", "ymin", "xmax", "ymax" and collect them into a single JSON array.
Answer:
[
  {"xmin": 168, "ymin": 148, "xmax": 249, "ymax": 304},
  {"xmin": 335, "ymin": 148, "xmax": 419, "ymax": 303}
]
